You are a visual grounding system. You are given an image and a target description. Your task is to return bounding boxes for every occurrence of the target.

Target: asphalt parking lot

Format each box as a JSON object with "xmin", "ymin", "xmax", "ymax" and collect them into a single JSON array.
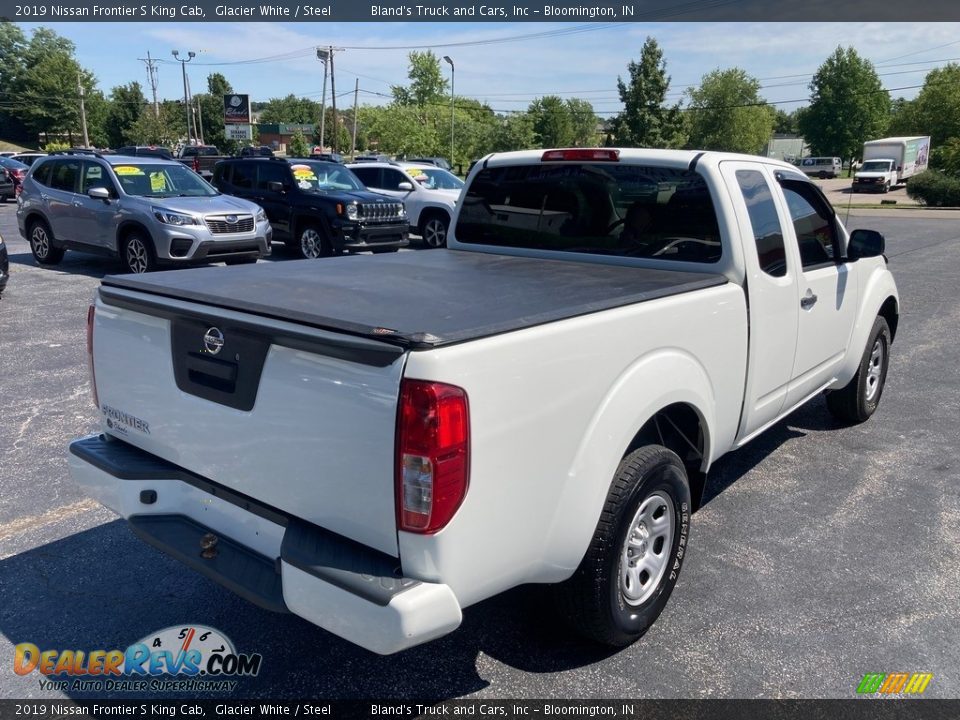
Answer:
[{"xmin": 1, "ymin": 202, "xmax": 958, "ymax": 700}]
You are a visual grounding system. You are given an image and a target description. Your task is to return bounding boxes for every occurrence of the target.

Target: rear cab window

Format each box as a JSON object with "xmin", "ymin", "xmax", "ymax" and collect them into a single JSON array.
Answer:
[{"xmin": 456, "ymin": 162, "xmax": 722, "ymax": 263}]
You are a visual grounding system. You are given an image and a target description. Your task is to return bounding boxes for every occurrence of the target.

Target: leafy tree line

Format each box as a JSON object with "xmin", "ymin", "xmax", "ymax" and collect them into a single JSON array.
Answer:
[{"xmin": 3, "ymin": 24, "xmax": 958, "ymax": 174}]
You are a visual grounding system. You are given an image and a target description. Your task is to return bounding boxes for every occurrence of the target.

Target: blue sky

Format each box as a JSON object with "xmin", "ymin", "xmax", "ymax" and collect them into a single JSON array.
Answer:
[{"xmin": 15, "ymin": 21, "xmax": 960, "ymax": 114}]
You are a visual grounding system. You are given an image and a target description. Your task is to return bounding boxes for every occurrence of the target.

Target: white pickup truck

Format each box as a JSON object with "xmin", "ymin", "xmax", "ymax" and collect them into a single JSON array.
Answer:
[{"xmin": 69, "ymin": 148, "xmax": 899, "ymax": 655}]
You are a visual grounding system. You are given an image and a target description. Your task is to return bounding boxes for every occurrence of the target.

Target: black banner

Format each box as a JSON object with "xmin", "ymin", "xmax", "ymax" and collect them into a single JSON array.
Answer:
[
  {"xmin": 1, "ymin": 0, "xmax": 959, "ymax": 22},
  {"xmin": 0, "ymin": 700, "xmax": 959, "ymax": 720},
  {"xmin": 223, "ymin": 94, "xmax": 251, "ymax": 125}
]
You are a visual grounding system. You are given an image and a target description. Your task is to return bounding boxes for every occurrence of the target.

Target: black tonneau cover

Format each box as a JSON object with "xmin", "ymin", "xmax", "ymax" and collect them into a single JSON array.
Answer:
[{"xmin": 101, "ymin": 250, "xmax": 727, "ymax": 349}]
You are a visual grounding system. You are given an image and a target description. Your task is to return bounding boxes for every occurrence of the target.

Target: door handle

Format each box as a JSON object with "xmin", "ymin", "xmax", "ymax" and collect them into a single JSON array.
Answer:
[{"xmin": 801, "ymin": 290, "xmax": 818, "ymax": 309}]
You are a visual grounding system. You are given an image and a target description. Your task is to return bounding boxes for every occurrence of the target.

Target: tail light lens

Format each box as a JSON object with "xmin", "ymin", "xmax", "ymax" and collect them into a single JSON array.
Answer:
[
  {"xmin": 86, "ymin": 304, "xmax": 99, "ymax": 408},
  {"xmin": 192, "ymin": 156, "xmax": 200, "ymax": 172},
  {"xmin": 396, "ymin": 380, "xmax": 470, "ymax": 533}
]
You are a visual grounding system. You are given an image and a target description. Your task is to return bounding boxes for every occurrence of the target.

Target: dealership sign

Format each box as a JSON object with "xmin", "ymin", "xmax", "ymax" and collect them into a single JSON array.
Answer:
[
  {"xmin": 223, "ymin": 94, "xmax": 250, "ymax": 124},
  {"xmin": 225, "ymin": 124, "xmax": 254, "ymax": 141}
]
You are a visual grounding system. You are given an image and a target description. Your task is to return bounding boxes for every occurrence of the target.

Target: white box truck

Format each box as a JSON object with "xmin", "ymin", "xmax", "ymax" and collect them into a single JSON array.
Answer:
[{"xmin": 853, "ymin": 136, "xmax": 931, "ymax": 192}]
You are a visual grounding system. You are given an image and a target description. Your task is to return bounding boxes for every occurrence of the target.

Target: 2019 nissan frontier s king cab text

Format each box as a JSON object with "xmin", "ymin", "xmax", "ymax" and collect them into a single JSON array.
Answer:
[{"xmin": 68, "ymin": 148, "xmax": 899, "ymax": 654}]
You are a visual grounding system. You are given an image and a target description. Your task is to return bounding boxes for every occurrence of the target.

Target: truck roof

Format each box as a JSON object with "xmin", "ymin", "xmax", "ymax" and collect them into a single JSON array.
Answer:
[
  {"xmin": 100, "ymin": 251, "xmax": 726, "ymax": 349},
  {"xmin": 478, "ymin": 148, "xmax": 799, "ymax": 173},
  {"xmin": 863, "ymin": 136, "xmax": 930, "ymax": 144}
]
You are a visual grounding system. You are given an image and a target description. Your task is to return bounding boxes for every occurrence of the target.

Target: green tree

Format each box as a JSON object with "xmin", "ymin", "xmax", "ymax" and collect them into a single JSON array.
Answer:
[
  {"xmin": 288, "ymin": 128, "xmax": 310, "ymax": 157},
  {"xmin": 488, "ymin": 113, "xmax": 536, "ymax": 152},
  {"xmin": 566, "ymin": 98, "xmax": 599, "ymax": 146},
  {"xmin": 903, "ymin": 64, "xmax": 960, "ymax": 145},
  {"xmin": 194, "ymin": 73, "xmax": 236, "ymax": 152},
  {"xmin": 104, "ymin": 82, "xmax": 146, "ymax": 148},
  {"xmin": 529, "ymin": 95, "xmax": 574, "ymax": 148},
  {"xmin": 258, "ymin": 94, "xmax": 319, "ymax": 124},
  {"xmin": 799, "ymin": 47, "xmax": 890, "ymax": 166},
  {"xmin": 685, "ymin": 68, "xmax": 775, "ymax": 154},
  {"xmin": 0, "ymin": 23, "xmax": 30, "ymax": 143},
  {"xmin": 611, "ymin": 37, "xmax": 686, "ymax": 148},
  {"xmin": 774, "ymin": 108, "xmax": 803, "ymax": 135},
  {"xmin": 129, "ymin": 100, "xmax": 185, "ymax": 147},
  {"xmin": 392, "ymin": 51, "xmax": 449, "ymax": 109}
]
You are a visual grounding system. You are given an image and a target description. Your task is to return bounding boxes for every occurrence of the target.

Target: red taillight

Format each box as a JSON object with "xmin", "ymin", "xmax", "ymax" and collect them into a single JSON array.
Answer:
[
  {"xmin": 192, "ymin": 156, "xmax": 200, "ymax": 172},
  {"xmin": 396, "ymin": 380, "xmax": 470, "ymax": 533},
  {"xmin": 541, "ymin": 148, "xmax": 620, "ymax": 162},
  {"xmin": 86, "ymin": 304, "xmax": 99, "ymax": 408}
]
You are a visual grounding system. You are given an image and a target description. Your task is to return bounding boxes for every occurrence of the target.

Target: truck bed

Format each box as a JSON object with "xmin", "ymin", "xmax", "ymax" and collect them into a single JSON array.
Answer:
[{"xmin": 101, "ymin": 250, "xmax": 727, "ymax": 349}]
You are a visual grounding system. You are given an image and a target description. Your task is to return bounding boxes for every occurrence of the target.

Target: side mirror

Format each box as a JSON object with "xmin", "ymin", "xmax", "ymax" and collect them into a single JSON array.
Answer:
[
  {"xmin": 848, "ymin": 229, "xmax": 885, "ymax": 260},
  {"xmin": 397, "ymin": 182, "xmax": 414, "ymax": 192},
  {"xmin": 267, "ymin": 181, "xmax": 285, "ymax": 193},
  {"xmin": 88, "ymin": 187, "xmax": 111, "ymax": 201}
]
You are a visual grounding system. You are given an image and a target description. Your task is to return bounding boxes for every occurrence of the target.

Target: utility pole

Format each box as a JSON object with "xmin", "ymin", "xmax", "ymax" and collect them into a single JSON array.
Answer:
[
  {"xmin": 443, "ymin": 56, "xmax": 455, "ymax": 168},
  {"xmin": 139, "ymin": 50, "xmax": 160, "ymax": 118},
  {"xmin": 316, "ymin": 48, "xmax": 329, "ymax": 150},
  {"xmin": 196, "ymin": 96, "xmax": 205, "ymax": 144},
  {"xmin": 77, "ymin": 72, "xmax": 90, "ymax": 148},
  {"xmin": 351, "ymin": 78, "xmax": 359, "ymax": 160},
  {"xmin": 171, "ymin": 50, "xmax": 196, "ymax": 145},
  {"xmin": 329, "ymin": 46, "xmax": 338, "ymax": 153}
]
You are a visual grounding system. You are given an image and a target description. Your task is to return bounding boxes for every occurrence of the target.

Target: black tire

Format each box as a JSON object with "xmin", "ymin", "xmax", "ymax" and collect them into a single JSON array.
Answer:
[
  {"xmin": 28, "ymin": 218, "xmax": 65, "ymax": 265},
  {"xmin": 293, "ymin": 223, "xmax": 331, "ymax": 259},
  {"xmin": 121, "ymin": 231, "xmax": 156, "ymax": 274},
  {"xmin": 827, "ymin": 316, "xmax": 891, "ymax": 424},
  {"xmin": 553, "ymin": 445, "xmax": 691, "ymax": 647},
  {"xmin": 881, "ymin": 182, "xmax": 890, "ymax": 194},
  {"xmin": 419, "ymin": 212, "xmax": 450, "ymax": 249}
]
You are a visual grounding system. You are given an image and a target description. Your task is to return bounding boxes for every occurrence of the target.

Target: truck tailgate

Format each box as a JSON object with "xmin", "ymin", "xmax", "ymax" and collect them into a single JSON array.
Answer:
[{"xmin": 92, "ymin": 286, "xmax": 406, "ymax": 556}]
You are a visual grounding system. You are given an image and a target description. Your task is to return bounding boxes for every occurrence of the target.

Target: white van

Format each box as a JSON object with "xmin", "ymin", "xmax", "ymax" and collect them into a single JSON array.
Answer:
[{"xmin": 799, "ymin": 157, "xmax": 842, "ymax": 179}]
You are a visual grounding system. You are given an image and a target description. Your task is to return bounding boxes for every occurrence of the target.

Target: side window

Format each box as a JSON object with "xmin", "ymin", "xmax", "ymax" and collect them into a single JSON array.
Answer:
[
  {"xmin": 231, "ymin": 163, "xmax": 255, "ymax": 190},
  {"xmin": 380, "ymin": 169, "xmax": 408, "ymax": 191},
  {"xmin": 779, "ymin": 180, "xmax": 839, "ymax": 269},
  {"xmin": 32, "ymin": 161, "xmax": 53, "ymax": 187},
  {"xmin": 256, "ymin": 162, "xmax": 290, "ymax": 191},
  {"xmin": 49, "ymin": 160, "xmax": 81, "ymax": 193},
  {"xmin": 351, "ymin": 167, "xmax": 379, "ymax": 188},
  {"xmin": 736, "ymin": 169, "xmax": 786, "ymax": 278},
  {"xmin": 81, "ymin": 162, "xmax": 116, "ymax": 195}
]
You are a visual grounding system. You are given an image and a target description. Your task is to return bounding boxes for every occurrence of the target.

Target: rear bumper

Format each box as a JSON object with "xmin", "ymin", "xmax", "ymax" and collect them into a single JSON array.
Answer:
[{"xmin": 67, "ymin": 434, "xmax": 462, "ymax": 654}]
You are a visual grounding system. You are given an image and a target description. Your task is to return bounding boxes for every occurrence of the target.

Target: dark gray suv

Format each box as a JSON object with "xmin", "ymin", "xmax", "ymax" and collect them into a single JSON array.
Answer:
[{"xmin": 17, "ymin": 151, "xmax": 272, "ymax": 273}]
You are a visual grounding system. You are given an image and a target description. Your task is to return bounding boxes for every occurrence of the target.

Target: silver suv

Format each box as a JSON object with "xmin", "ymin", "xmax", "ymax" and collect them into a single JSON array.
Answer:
[{"xmin": 17, "ymin": 151, "xmax": 272, "ymax": 273}]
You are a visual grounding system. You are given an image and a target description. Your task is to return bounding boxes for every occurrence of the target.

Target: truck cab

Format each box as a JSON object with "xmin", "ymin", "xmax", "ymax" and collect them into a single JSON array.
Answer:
[{"xmin": 853, "ymin": 158, "xmax": 897, "ymax": 193}]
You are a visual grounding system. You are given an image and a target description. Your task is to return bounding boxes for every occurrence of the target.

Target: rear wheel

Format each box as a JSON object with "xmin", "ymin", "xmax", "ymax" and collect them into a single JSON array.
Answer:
[
  {"xmin": 553, "ymin": 445, "xmax": 691, "ymax": 646},
  {"xmin": 419, "ymin": 213, "xmax": 449, "ymax": 249},
  {"xmin": 121, "ymin": 232, "xmax": 155, "ymax": 274},
  {"xmin": 29, "ymin": 219, "xmax": 65, "ymax": 265},
  {"xmin": 827, "ymin": 316, "xmax": 891, "ymax": 424}
]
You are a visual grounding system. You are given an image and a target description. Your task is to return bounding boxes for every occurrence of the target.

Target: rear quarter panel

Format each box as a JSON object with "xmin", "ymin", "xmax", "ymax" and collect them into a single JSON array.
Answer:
[{"xmin": 399, "ymin": 282, "xmax": 747, "ymax": 608}]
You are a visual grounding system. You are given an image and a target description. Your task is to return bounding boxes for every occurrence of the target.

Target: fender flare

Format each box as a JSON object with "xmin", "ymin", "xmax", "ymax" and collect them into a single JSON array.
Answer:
[
  {"xmin": 540, "ymin": 348, "xmax": 716, "ymax": 576},
  {"xmin": 835, "ymin": 263, "xmax": 899, "ymax": 386}
]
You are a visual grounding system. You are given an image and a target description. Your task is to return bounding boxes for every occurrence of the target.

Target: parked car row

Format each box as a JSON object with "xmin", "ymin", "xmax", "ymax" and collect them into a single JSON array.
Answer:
[{"xmin": 13, "ymin": 150, "xmax": 463, "ymax": 274}]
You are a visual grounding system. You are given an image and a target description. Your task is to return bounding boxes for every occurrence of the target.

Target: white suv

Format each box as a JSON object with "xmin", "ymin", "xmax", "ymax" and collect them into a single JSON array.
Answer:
[{"xmin": 348, "ymin": 162, "xmax": 463, "ymax": 248}]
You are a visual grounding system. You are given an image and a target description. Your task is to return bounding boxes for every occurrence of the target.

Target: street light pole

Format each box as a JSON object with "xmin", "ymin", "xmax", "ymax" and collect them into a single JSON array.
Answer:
[
  {"xmin": 443, "ymin": 56, "xmax": 455, "ymax": 169},
  {"xmin": 171, "ymin": 49, "xmax": 196, "ymax": 145},
  {"xmin": 316, "ymin": 48, "xmax": 329, "ymax": 150}
]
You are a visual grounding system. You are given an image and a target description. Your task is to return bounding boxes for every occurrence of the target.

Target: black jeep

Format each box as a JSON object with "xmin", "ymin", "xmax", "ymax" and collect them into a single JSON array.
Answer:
[{"xmin": 212, "ymin": 157, "xmax": 409, "ymax": 258}]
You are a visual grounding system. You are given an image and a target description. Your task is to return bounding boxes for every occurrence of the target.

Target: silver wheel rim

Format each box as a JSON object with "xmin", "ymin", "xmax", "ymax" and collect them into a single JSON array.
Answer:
[
  {"xmin": 865, "ymin": 338, "xmax": 885, "ymax": 402},
  {"xmin": 620, "ymin": 490, "xmax": 675, "ymax": 606},
  {"xmin": 423, "ymin": 218, "xmax": 446, "ymax": 248},
  {"xmin": 300, "ymin": 228, "xmax": 323, "ymax": 259},
  {"xmin": 31, "ymin": 226, "xmax": 49, "ymax": 259},
  {"xmin": 126, "ymin": 237, "xmax": 149, "ymax": 273}
]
